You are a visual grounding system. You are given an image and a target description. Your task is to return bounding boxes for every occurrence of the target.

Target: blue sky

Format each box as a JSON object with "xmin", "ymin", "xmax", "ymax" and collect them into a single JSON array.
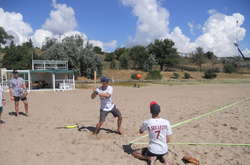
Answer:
[{"xmin": 0, "ymin": 0, "xmax": 249, "ymax": 56}]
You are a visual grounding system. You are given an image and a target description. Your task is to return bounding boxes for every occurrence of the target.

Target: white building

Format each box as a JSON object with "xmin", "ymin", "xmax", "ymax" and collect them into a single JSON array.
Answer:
[{"xmin": 1, "ymin": 60, "xmax": 75, "ymax": 91}]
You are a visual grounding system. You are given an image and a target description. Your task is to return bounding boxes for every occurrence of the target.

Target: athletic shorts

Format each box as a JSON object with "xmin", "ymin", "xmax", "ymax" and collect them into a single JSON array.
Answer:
[
  {"xmin": 0, "ymin": 107, "xmax": 3, "ymax": 113},
  {"xmin": 14, "ymin": 96, "xmax": 27, "ymax": 102},
  {"xmin": 99, "ymin": 105, "xmax": 121, "ymax": 122},
  {"xmin": 142, "ymin": 147, "xmax": 167, "ymax": 158}
]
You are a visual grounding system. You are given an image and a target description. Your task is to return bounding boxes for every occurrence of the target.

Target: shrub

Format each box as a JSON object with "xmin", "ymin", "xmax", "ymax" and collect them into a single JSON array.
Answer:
[
  {"xmin": 183, "ymin": 72, "xmax": 191, "ymax": 79},
  {"xmin": 223, "ymin": 64, "xmax": 237, "ymax": 73},
  {"xmin": 131, "ymin": 73, "xmax": 137, "ymax": 80},
  {"xmin": 146, "ymin": 70, "xmax": 162, "ymax": 80},
  {"xmin": 172, "ymin": 72, "xmax": 179, "ymax": 79},
  {"xmin": 110, "ymin": 59, "xmax": 119, "ymax": 69},
  {"xmin": 204, "ymin": 69, "xmax": 217, "ymax": 79}
]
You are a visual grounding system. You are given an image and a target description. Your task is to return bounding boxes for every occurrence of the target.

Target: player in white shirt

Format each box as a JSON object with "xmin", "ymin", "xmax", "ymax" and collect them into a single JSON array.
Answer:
[
  {"xmin": 91, "ymin": 77, "xmax": 122, "ymax": 135},
  {"xmin": 0, "ymin": 84, "xmax": 6, "ymax": 124},
  {"xmin": 132, "ymin": 101, "xmax": 173, "ymax": 165}
]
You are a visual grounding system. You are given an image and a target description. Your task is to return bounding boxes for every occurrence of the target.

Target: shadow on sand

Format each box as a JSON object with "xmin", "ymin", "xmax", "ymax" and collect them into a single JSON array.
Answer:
[
  {"xmin": 122, "ymin": 143, "xmax": 134, "ymax": 155},
  {"xmin": 9, "ymin": 112, "xmax": 28, "ymax": 117},
  {"xmin": 78, "ymin": 125, "xmax": 121, "ymax": 135}
]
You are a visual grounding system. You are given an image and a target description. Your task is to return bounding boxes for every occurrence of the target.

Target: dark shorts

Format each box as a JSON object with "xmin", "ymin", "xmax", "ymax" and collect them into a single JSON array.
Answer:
[
  {"xmin": 142, "ymin": 147, "xmax": 167, "ymax": 158},
  {"xmin": 0, "ymin": 107, "xmax": 3, "ymax": 113},
  {"xmin": 99, "ymin": 105, "xmax": 121, "ymax": 122},
  {"xmin": 14, "ymin": 96, "xmax": 27, "ymax": 102}
]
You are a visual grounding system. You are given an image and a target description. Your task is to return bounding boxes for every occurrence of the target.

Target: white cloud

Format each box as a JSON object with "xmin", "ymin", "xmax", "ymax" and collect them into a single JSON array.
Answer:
[
  {"xmin": 0, "ymin": 8, "xmax": 33, "ymax": 45},
  {"xmin": 121, "ymin": 0, "xmax": 169, "ymax": 46},
  {"xmin": 243, "ymin": 48, "xmax": 250, "ymax": 57},
  {"xmin": 195, "ymin": 12, "xmax": 246, "ymax": 57},
  {"xmin": 31, "ymin": 29, "xmax": 53, "ymax": 48},
  {"xmin": 208, "ymin": 9, "xmax": 217, "ymax": 15},
  {"xmin": 187, "ymin": 22, "xmax": 201, "ymax": 35},
  {"xmin": 89, "ymin": 40, "xmax": 117, "ymax": 51},
  {"xmin": 42, "ymin": 1, "xmax": 77, "ymax": 35},
  {"xmin": 122, "ymin": 0, "xmax": 247, "ymax": 57},
  {"xmin": 168, "ymin": 27, "xmax": 197, "ymax": 53}
]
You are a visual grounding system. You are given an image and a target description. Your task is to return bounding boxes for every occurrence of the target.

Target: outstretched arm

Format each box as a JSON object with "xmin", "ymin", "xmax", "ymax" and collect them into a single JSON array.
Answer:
[
  {"xmin": 91, "ymin": 90, "xmax": 98, "ymax": 99},
  {"xmin": 9, "ymin": 87, "xmax": 14, "ymax": 101}
]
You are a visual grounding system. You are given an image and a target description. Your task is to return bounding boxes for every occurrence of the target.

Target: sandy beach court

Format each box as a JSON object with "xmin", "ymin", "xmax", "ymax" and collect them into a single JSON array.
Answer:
[{"xmin": 1, "ymin": 83, "xmax": 250, "ymax": 165}]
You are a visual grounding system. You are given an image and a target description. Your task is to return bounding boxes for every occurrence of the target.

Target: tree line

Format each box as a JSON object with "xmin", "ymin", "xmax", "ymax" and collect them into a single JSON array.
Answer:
[{"xmin": 0, "ymin": 26, "xmax": 245, "ymax": 79}]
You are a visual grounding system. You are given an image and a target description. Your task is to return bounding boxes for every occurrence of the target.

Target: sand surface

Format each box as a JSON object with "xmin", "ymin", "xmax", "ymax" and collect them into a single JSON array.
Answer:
[{"xmin": 1, "ymin": 84, "xmax": 250, "ymax": 165}]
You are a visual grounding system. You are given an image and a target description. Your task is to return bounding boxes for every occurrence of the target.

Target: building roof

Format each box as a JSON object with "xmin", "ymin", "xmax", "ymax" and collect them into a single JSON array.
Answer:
[{"xmin": 30, "ymin": 69, "xmax": 74, "ymax": 74}]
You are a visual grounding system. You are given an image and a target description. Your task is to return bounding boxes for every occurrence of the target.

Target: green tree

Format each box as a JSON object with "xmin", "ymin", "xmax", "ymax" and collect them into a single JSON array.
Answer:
[
  {"xmin": 126, "ymin": 45, "xmax": 156, "ymax": 71},
  {"xmin": 113, "ymin": 47, "xmax": 128, "ymax": 60},
  {"xmin": 148, "ymin": 39, "xmax": 179, "ymax": 71},
  {"xmin": 43, "ymin": 35, "xmax": 102, "ymax": 78},
  {"xmin": 191, "ymin": 47, "xmax": 207, "ymax": 71},
  {"xmin": 104, "ymin": 52, "xmax": 117, "ymax": 62},
  {"xmin": 119, "ymin": 51, "xmax": 131, "ymax": 69},
  {"xmin": 205, "ymin": 51, "xmax": 217, "ymax": 66},
  {"xmin": 0, "ymin": 26, "xmax": 13, "ymax": 46},
  {"xmin": 2, "ymin": 42, "xmax": 33, "ymax": 69},
  {"xmin": 93, "ymin": 46, "xmax": 103, "ymax": 54}
]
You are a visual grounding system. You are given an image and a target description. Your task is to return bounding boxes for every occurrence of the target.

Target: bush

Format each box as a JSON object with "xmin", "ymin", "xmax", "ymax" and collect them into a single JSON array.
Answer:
[
  {"xmin": 223, "ymin": 64, "xmax": 237, "ymax": 73},
  {"xmin": 183, "ymin": 72, "xmax": 191, "ymax": 79},
  {"xmin": 172, "ymin": 72, "xmax": 179, "ymax": 79},
  {"xmin": 131, "ymin": 73, "xmax": 137, "ymax": 80},
  {"xmin": 131, "ymin": 73, "xmax": 142, "ymax": 80},
  {"xmin": 204, "ymin": 69, "xmax": 217, "ymax": 79},
  {"xmin": 146, "ymin": 70, "xmax": 162, "ymax": 80},
  {"xmin": 110, "ymin": 59, "xmax": 119, "ymax": 69}
]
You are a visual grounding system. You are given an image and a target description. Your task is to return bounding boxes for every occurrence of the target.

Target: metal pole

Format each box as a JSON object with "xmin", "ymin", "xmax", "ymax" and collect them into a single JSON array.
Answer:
[
  {"xmin": 28, "ymin": 70, "xmax": 31, "ymax": 91},
  {"xmin": 73, "ymin": 74, "xmax": 75, "ymax": 89},
  {"xmin": 52, "ymin": 73, "xmax": 55, "ymax": 91}
]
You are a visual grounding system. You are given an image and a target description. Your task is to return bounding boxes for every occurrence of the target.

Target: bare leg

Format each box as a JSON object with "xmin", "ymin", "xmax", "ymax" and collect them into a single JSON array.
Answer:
[
  {"xmin": 15, "ymin": 101, "xmax": 19, "ymax": 116},
  {"xmin": 23, "ymin": 100, "xmax": 28, "ymax": 115},
  {"xmin": 117, "ymin": 116, "xmax": 122, "ymax": 134},
  {"xmin": 132, "ymin": 150, "xmax": 148, "ymax": 161},
  {"xmin": 94, "ymin": 122, "xmax": 104, "ymax": 135},
  {"xmin": 148, "ymin": 156, "xmax": 157, "ymax": 165}
]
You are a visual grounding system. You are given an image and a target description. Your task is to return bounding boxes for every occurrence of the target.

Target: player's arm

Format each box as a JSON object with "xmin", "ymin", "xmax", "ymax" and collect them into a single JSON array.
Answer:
[
  {"xmin": 8, "ymin": 82, "xmax": 14, "ymax": 101},
  {"xmin": 91, "ymin": 89, "xmax": 98, "ymax": 99},
  {"xmin": 139, "ymin": 121, "xmax": 147, "ymax": 134},
  {"xmin": 2, "ymin": 93, "xmax": 6, "ymax": 106},
  {"xmin": 98, "ymin": 92, "xmax": 111, "ymax": 98},
  {"xmin": 166, "ymin": 122, "xmax": 173, "ymax": 143},
  {"xmin": 98, "ymin": 87, "xmax": 112, "ymax": 98},
  {"xmin": 22, "ymin": 79, "xmax": 27, "ymax": 89}
]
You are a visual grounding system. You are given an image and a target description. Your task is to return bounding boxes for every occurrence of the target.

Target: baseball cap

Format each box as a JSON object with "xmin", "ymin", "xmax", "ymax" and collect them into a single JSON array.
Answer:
[
  {"xmin": 150, "ymin": 101, "xmax": 161, "ymax": 114},
  {"xmin": 100, "ymin": 77, "xmax": 110, "ymax": 83}
]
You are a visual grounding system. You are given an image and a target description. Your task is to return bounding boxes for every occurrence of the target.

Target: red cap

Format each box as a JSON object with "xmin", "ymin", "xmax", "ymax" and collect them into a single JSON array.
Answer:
[{"xmin": 150, "ymin": 101, "xmax": 158, "ymax": 107}]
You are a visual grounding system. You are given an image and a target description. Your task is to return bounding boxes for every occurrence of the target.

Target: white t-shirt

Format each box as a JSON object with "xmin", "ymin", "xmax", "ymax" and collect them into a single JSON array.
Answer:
[
  {"xmin": 96, "ymin": 85, "xmax": 114, "ymax": 111},
  {"xmin": 140, "ymin": 118, "xmax": 172, "ymax": 155},
  {"xmin": 0, "ymin": 85, "xmax": 3, "ymax": 107}
]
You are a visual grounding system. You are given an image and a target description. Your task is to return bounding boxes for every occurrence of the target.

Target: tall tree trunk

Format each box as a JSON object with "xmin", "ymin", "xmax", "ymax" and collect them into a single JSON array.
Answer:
[{"xmin": 160, "ymin": 64, "xmax": 164, "ymax": 71}]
